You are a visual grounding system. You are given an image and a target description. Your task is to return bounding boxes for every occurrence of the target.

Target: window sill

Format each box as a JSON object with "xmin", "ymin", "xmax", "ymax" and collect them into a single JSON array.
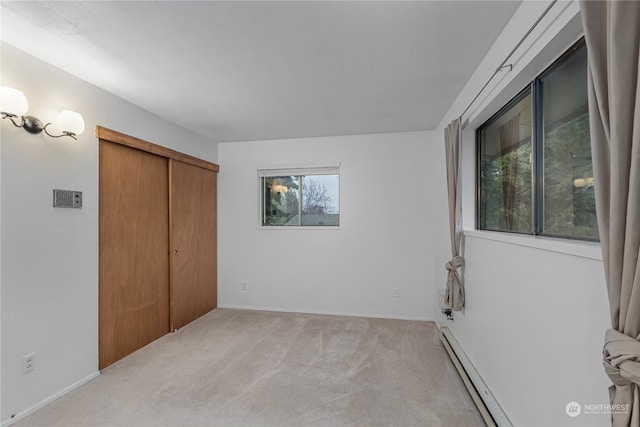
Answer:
[
  {"xmin": 258, "ymin": 226, "xmax": 341, "ymax": 231},
  {"xmin": 463, "ymin": 229, "xmax": 602, "ymax": 261}
]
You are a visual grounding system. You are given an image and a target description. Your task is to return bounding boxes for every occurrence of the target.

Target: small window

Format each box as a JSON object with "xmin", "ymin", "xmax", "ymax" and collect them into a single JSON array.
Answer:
[
  {"xmin": 259, "ymin": 166, "xmax": 340, "ymax": 227},
  {"xmin": 477, "ymin": 39, "xmax": 598, "ymax": 241}
]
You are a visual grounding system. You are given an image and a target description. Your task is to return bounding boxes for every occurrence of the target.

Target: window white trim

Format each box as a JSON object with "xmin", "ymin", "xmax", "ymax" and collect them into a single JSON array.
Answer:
[
  {"xmin": 257, "ymin": 225, "xmax": 341, "ymax": 231},
  {"xmin": 257, "ymin": 163, "xmax": 340, "ymax": 178},
  {"xmin": 463, "ymin": 229, "xmax": 602, "ymax": 261}
]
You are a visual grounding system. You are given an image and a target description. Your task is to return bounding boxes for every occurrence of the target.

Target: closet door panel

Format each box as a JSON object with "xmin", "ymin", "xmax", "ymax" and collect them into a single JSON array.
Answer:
[
  {"xmin": 99, "ymin": 141, "xmax": 170, "ymax": 369},
  {"xmin": 170, "ymin": 160, "xmax": 217, "ymax": 330}
]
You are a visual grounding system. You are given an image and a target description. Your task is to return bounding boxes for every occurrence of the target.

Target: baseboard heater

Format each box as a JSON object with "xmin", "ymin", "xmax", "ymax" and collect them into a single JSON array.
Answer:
[{"xmin": 439, "ymin": 327, "xmax": 512, "ymax": 427}]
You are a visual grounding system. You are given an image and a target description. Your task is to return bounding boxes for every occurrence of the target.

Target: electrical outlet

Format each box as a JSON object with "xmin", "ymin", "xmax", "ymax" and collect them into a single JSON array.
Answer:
[
  {"xmin": 22, "ymin": 353, "xmax": 35, "ymax": 374},
  {"xmin": 242, "ymin": 281, "xmax": 248, "ymax": 291},
  {"xmin": 393, "ymin": 288, "xmax": 400, "ymax": 298}
]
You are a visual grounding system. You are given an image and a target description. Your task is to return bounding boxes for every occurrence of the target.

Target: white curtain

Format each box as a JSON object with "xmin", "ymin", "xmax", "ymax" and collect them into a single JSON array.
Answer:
[
  {"xmin": 444, "ymin": 118, "xmax": 464, "ymax": 311},
  {"xmin": 580, "ymin": 1, "xmax": 640, "ymax": 426}
]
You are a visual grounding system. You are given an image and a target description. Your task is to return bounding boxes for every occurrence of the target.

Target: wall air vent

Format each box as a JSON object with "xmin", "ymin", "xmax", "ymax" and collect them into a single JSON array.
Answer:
[{"xmin": 53, "ymin": 189, "xmax": 82, "ymax": 209}]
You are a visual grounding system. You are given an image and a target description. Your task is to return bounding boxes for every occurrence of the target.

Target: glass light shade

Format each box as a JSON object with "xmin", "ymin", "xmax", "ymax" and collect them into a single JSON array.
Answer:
[
  {"xmin": 57, "ymin": 110, "xmax": 85, "ymax": 135},
  {"xmin": 1, "ymin": 86, "xmax": 29, "ymax": 116}
]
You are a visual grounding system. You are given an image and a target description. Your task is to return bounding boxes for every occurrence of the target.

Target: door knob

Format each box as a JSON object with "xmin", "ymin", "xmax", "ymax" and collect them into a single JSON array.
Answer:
[{"xmin": 172, "ymin": 249, "xmax": 178, "ymax": 255}]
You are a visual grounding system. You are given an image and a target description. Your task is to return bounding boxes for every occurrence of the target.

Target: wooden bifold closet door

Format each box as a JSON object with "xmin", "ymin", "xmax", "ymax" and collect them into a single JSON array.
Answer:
[{"xmin": 98, "ymin": 127, "xmax": 218, "ymax": 370}]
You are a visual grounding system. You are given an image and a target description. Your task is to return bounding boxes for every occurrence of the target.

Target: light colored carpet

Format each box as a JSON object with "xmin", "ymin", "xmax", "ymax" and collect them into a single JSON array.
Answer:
[{"xmin": 16, "ymin": 309, "xmax": 484, "ymax": 426}]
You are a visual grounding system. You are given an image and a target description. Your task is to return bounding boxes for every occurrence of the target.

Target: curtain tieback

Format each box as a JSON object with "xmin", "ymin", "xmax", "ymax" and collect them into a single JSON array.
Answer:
[
  {"xmin": 603, "ymin": 329, "xmax": 640, "ymax": 387},
  {"xmin": 445, "ymin": 256, "xmax": 464, "ymax": 272},
  {"xmin": 445, "ymin": 256, "xmax": 465, "ymax": 311}
]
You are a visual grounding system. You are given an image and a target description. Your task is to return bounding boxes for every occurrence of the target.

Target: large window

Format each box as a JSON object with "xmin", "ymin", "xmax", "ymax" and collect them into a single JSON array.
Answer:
[
  {"xmin": 477, "ymin": 39, "xmax": 597, "ymax": 240},
  {"xmin": 259, "ymin": 166, "xmax": 340, "ymax": 227}
]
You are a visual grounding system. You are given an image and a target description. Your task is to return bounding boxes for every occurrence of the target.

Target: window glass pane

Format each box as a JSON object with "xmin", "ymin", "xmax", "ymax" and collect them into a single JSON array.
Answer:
[
  {"xmin": 479, "ymin": 92, "xmax": 533, "ymax": 233},
  {"xmin": 262, "ymin": 176, "xmax": 300, "ymax": 226},
  {"xmin": 541, "ymin": 43, "xmax": 598, "ymax": 239},
  {"xmin": 301, "ymin": 174, "xmax": 340, "ymax": 226}
]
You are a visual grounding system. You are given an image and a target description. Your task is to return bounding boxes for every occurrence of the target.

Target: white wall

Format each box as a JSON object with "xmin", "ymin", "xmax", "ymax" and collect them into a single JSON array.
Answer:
[
  {"xmin": 218, "ymin": 131, "xmax": 435, "ymax": 320},
  {"xmin": 1, "ymin": 1, "xmax": 616, "ymax": 425},
  {"xmin": 433, "ymin": 1, "xmax": 611, "ymax": 426},
  {"xmin": 0, "ymin": 43, "xmax": 218, "ymax": 424}
]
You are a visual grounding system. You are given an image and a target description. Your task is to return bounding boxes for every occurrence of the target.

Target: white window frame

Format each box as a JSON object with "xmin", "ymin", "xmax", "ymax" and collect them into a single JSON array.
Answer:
[{"xmin": 257, "ymin": 164, "xmax": 341, "ymax": 230}]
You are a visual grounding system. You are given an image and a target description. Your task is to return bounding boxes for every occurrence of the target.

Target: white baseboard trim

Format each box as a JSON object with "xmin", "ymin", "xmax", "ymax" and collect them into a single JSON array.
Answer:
[
  {"xmin": 439, "ymin": 326, "xmax": 512, "ymax": 426},
  {"xmin": 217, "ymin": 304, "xmax": 433, "ymax": 322},
  {"xmin": 1, "ymin": 371, "xmax": 100, "ymax": 427}
]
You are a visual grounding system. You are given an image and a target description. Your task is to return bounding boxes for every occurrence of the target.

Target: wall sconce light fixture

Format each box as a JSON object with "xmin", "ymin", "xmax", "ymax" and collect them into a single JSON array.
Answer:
[{"xmin": 1, "ymin": 86, "xmax": 85, "ymax": 140}]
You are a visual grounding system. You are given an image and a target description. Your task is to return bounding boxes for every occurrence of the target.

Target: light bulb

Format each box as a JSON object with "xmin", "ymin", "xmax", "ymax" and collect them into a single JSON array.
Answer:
[
  {"xmin": 1, "ymin": 86, "xmax": 29, "ymax": 116},
  {"xmin": 56, "ymin": 110, "xmax": 85, "ymax": 136}
]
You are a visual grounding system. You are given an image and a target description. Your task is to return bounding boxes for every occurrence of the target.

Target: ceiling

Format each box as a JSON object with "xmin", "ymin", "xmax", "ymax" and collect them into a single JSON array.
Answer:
[{"xmin": 1, "ymin": 1, "xmax": 521, "ymax": 143}]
